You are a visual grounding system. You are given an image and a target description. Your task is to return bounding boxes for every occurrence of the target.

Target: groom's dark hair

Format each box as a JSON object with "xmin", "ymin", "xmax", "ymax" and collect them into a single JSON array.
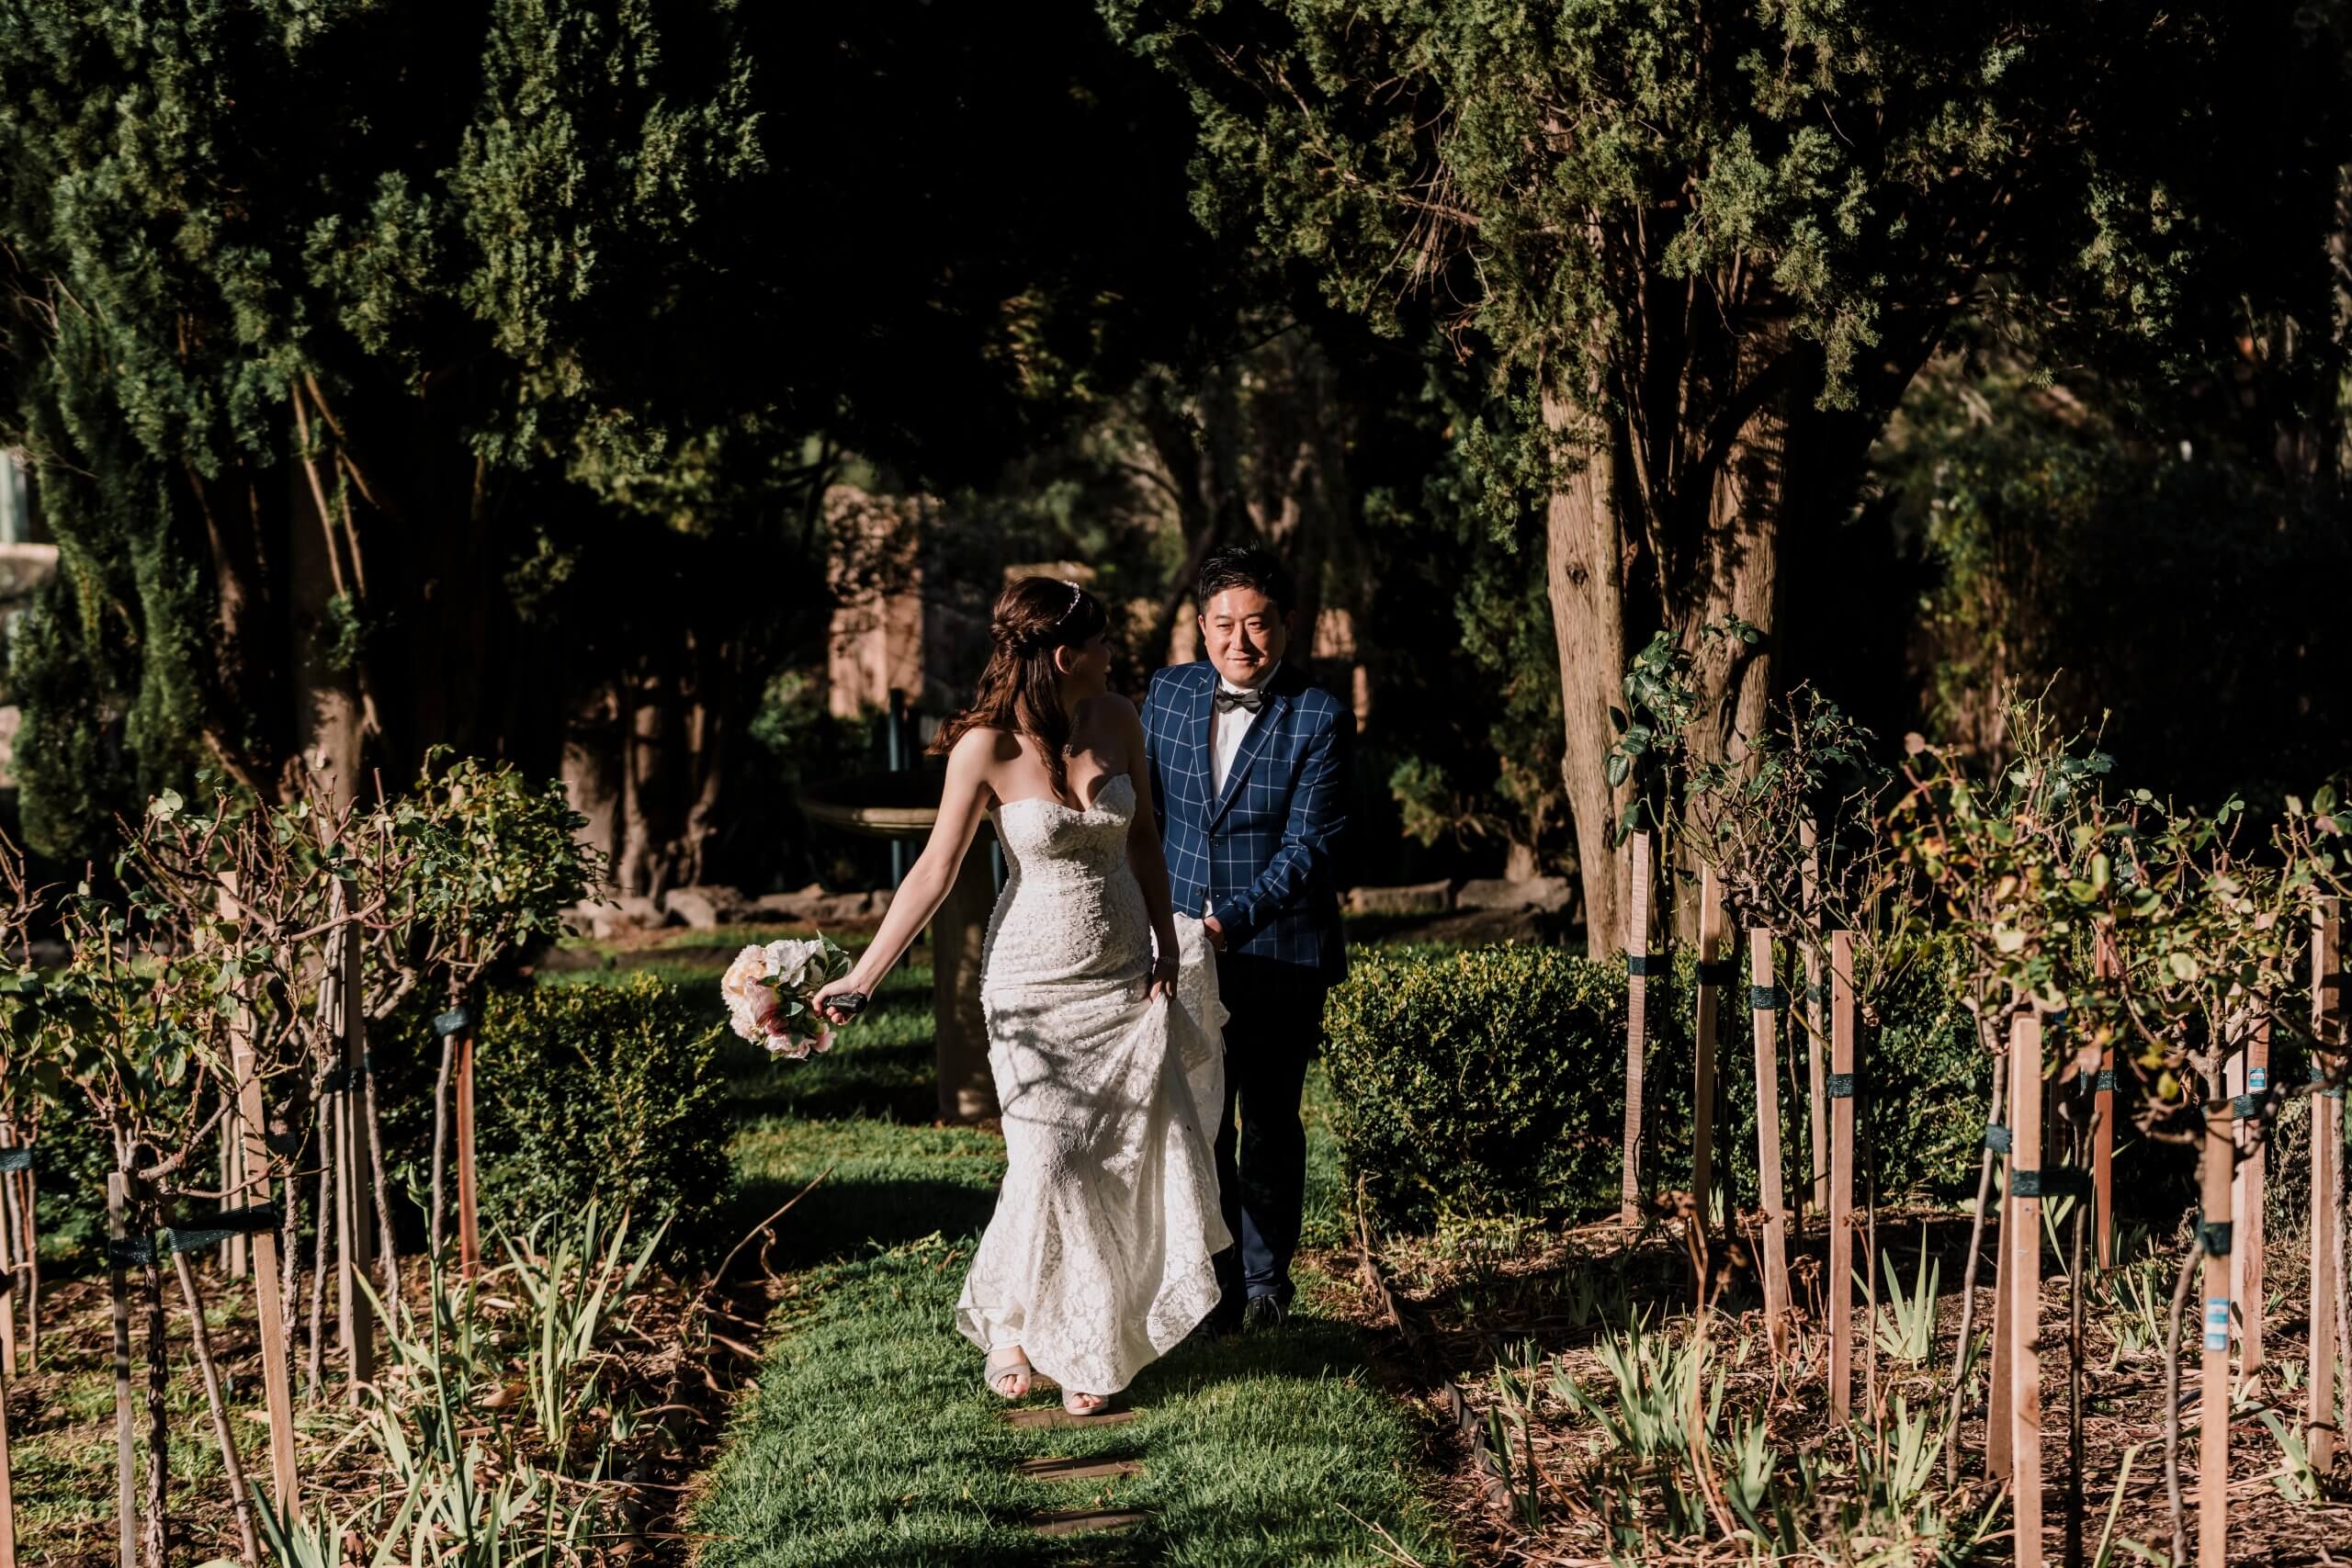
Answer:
[{"xmin": 1196, "ymin": 544, "xmax": 1295, "ymax": 617}]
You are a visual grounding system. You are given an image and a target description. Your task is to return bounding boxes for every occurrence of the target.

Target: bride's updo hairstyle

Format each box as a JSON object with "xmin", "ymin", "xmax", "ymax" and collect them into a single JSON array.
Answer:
[{"xmin": 931, "ymin": 576, "xmax": 1110, "ymax": 804}]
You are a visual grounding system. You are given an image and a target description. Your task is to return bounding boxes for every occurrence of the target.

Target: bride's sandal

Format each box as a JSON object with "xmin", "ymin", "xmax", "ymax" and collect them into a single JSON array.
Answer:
[
  {"xmin": 1060, "ymin": 1386, "xmax": 1109, "ymax": 1417},
  {"xmin": 984, "ymin": 1347, "xmax": 1034, "ymax": 1400}
]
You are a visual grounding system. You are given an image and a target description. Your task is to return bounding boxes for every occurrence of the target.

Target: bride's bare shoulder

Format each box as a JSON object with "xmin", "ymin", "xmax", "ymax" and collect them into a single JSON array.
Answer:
[
  {"xmin": 947, "ymin": 725, "xmax": 1023, "ymax": 757},
  {"xmin": 1073, "ymin": 692, "xmax": 1140, "ymax": 730}
]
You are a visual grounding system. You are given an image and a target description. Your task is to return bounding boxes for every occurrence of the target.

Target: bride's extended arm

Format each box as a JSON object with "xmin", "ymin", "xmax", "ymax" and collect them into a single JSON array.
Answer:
[
  {"xmin": 1120, "ymin": 704, "xmax": 1182, "ymax": 999},
  {"xmin": 815, "ymin": 731, "xmax": 993, "ymax": 1021}
]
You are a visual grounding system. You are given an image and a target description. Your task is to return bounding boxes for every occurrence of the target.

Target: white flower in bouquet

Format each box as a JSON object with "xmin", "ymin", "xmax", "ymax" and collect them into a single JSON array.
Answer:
[{"xmin": 720, "ymin": 933, "xmax": 854, "ymax": 1058}]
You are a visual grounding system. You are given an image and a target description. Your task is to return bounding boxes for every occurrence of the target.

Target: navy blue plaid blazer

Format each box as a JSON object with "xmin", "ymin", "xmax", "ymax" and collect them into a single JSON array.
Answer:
[{"xmin": 1142, "ymin": 660, "xmax": 1349, "ymax": 982}]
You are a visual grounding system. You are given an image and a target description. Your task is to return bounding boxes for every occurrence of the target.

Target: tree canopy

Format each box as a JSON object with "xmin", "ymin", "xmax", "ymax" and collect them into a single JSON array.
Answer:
[
  {"xmin": 0, "ymin": 0, "xmax": 1217, "ymax": 884},
  {"xmin": 1111, "ymin": 0, "xmax": 2350, "ymax": 945}
]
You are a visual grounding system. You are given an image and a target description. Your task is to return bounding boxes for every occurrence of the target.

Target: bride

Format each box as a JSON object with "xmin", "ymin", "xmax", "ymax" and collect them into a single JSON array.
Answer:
[{"xmin": 814, "ymin": 576, "xmax": 1230, "ymax": 1416}]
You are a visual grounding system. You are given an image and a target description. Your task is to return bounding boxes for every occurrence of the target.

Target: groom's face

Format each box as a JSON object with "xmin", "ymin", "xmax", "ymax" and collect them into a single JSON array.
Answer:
[{"xmin": 1201, "ymin": 585, "xmax": 1288, "ymax": 690}]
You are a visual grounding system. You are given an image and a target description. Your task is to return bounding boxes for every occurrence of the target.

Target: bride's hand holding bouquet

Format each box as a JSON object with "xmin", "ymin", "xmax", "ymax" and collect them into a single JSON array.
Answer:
[{"xmin": 722, "ymin": 936, "xmax": 859, "ymax": 1059}]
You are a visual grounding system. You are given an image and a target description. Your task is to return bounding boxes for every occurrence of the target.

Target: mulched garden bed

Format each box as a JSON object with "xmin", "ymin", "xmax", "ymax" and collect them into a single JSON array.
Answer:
[
  {"xmin": 1307, "ymin": 1205, "xmax": 2352, "ymax": 1565},
  {"xmin": 9, "ymin": 1251, "xmax": 794, "ymax": 1566}
]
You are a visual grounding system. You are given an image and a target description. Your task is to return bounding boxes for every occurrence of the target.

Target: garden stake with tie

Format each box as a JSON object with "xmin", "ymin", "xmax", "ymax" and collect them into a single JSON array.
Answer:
[
  {"xmin": 1828, "ymin": 929, "xmax": 1857, "ymax": 1419},
  {"xmin": 2311, "ymin": 898, "xmax": 2344, "ymax": 1474},
  {"xmin": 2007, "ymin": 1014, "xmax": 2043, "ymax": 1568},
  {"xmin": 2093, "ymin": 928, "xmax": 2120, "ymax": 1270},
  {"xmin": 106, "ymin": 1172, "xmax": 136, "ymax": 1568},
  {"xmin": 2197, "ymin": 1104, "xmax": 2233, "ymax": 1568},
  {"xmin": 2228, "ymin": 931, "xmax": 2272, "ymax": 1388},
  {"xmin": 1989, "ymin": 1068, "xmax": 2015, "ymax": 1476},
  {"xmin": 1693, "ymin": 867, "xmax": 1724, "ymax": 1226},
  {"xmin": 232, "ymin": 1037, "xmax": 300, "ymax": 1507},
  {"xmin": 0, "ymin": 1322, "xmax": 13, "ymax": 1568},
  {"xmin": 0, "ymin": 1139, "xmax": 15, "ymax": 1568},
  {"xmin": 1802, "ymin": 820, "xmax": 1828, "ymax": 1223},
  {"xmin": 1748, "ymin": 929, "xmax": 1792, "ymax": 1356},
  {"xmin": 326, "ymin": 895, "xmax": 376, "ymax": 1394},
  {"xmin": 1620, "ymin": 831, "xmax": 1652, "ymax": 1235}
]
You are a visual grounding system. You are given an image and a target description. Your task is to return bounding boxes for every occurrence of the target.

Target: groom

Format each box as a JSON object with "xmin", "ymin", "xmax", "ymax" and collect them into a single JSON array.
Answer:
[{"xmin": 1143, "ymin": 544, "xmax": 1349, "ymax": 1334}]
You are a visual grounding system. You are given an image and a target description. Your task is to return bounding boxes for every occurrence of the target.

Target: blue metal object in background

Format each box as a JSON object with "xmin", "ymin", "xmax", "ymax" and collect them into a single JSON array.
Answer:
[{"xmin": 886, "ymin": 688, "xmax": 910, "ymax": 888}]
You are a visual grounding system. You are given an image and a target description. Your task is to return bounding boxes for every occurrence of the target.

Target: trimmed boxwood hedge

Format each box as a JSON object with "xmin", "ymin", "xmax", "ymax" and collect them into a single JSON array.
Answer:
[
  {"xmin": 1322, "ymin": 940, "xmax": 1995, "ymax": 1233},
  {"xmin": 465, "ymin": 973, "xmax": 733, "ymax": 1262}
]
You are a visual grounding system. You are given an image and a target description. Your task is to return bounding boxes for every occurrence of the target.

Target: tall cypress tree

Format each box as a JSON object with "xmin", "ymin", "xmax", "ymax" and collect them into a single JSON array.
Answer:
[{"xmin": 0, "ymin": 2, "xmax": 1212, "ymax": 885}]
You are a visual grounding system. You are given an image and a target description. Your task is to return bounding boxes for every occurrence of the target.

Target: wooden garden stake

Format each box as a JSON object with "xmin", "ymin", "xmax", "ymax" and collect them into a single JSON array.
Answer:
[
  {"xmin": 107, "ymin": 1172, "xmax": 137, "ymax": 1568},
  {"xmin": 1748, "ymin": 930, "xmax": 1792, "ymax": 1355},
  {"xmin": 220, "ymin": 1109, "xmax": 246, "ymax": 1277},
  {"xmin": 232, "ymin": 1039, "xmax": 299, "ymax": 1507},
  {"xmin": 0, "ymin": 1144, "xmax": 15, "ymax": 1381},
  {"xmin": 0, "ymin": 1343, "xmax": 16, "ymax": 1568},
  {"xmin": 14, "ymin": 1145, "xmax": 29, "ymax": 1365},
  {"xmin": 330, "ymin": 919, "xmax": 376, "ymax": 1393},
  {"xmin": 1802, "ymin": 821, "xmax": 1827, "ymax": 1221},
  {"xmin": 2199, "ymin": 1105, "xmax": 2232, "ymax": 1568},
  {"xmin": 1694, "ymin": 867, "xmax": 1724, "ymax": 1220},
  {"xmin": 1828, "ymin": 930, "xmax": 1857, "ymax": 1419},
  {"xmin": 2233, "ymin": 1010, "xmax": 2269, "ymax": 1386},
  {"xmin": 2007, "ymin": 1015, "xmax": 2043, "ymax": 1568},
  {"xmin": 2312, "ymin": 899, "xmax": 2343, "ymax": 1474},
  {"xmin": 456, "ymin": 1022, "xmax": 482, "ymax": 1280},
  {"xmin": 2092, "ymin": 931, "xmax": 2120, "ymax": 1271},
  {"xmin": 1989, "ymin": 1163, "xmax": 2012, "ymax": 1474},
  {"xmin": 0, "ymin": 1123, "xmax": 27, "ymax": 1366},
  {"xmin": 1621, "ymin": 831, "xmax": 1652, "ymax": 1235},
  {"xmin": 0, "ymin": 1141, "xmax": 15, "ymax": 1568}
]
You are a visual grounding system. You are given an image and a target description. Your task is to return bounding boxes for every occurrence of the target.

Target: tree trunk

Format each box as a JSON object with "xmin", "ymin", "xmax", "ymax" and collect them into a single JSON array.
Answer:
[
  {"xmin": 562, "ymin": 682, "xmax": 625, "ymax": 870},
  {"xmin": 1541, "ymin": 389, "xmax": 1634, "ymax": 959},
  {"xmin": 618, "ymin": 661, "xmax": 676, "ymax": 897},
  {"xmin": 284, "ymin": 460, "xmax": 364, "ymax": 807},
  {"xmin": 1683, "ymin": 341, "xmax": 1795, "ymax": 772}
]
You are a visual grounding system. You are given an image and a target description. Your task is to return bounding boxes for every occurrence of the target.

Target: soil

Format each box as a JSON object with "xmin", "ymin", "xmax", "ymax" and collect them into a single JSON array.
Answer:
[
  {"xmin": 1306, "ymin": 1207, "xmax": 2352, "ymax": 1565},
  {"xmin": 8, "ymin": 1253, "xmax": 786, "ymax": 1565}
]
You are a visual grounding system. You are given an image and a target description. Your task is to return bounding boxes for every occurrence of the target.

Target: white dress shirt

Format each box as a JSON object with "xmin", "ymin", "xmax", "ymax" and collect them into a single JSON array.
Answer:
[
  {"xmin": 1200, "ymin": 662, "xmax": 1279, "ymax": 921},
  {"xmin": 1209, "ymin": 662, "xmax": 1278, "ymax": 797}
]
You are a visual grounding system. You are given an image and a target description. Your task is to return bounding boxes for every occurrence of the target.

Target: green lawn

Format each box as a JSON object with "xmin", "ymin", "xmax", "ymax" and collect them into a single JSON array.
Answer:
[{"xmin": 684, "ymin": 932, "xmax": 1454, "ymax": 1568}]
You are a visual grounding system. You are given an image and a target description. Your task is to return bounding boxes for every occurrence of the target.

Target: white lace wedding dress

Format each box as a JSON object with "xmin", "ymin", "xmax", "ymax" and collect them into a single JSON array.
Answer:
[{"xmin": 954, "ymin": 773, "xmax": 1230, "ymax": 1395}]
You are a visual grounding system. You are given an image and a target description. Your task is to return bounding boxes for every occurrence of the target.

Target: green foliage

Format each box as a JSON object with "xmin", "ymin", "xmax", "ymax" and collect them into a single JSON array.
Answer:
[
  {"xmin": 0, "ymin": 1, "xmax": 1220, "ymax": 874},
  {"xmin": 1553, "ymin": 1318, "xmax": 1720, "ymax": 1540},
  {"xmin": 1114, "ymin": 0, "xmax": 2345, "ymax": 502},
  {"xmin": 1323, "ymin": 940, "xmax": 1985, "ymax": 1232},
  {"xmin": 272, "ymin": 1206, "xmax": 661, "ymax": 1566},
  {"xmin": 1878, "ymin": 333, "xmax": 2352, "ymax": 806},
  {"xmin": 463, "ymin": 976, "xmax": 731, "ymax": 1262},
  {"xmin": 382, "ymin": 751, "xmax": 599, "ymax": 984}
]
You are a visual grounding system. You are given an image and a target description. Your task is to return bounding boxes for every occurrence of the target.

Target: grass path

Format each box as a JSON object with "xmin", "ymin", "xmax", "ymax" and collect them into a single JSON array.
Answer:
[{"xmin": 681, "ymin": 934, "xmax": 1455, "ymax": 1567}]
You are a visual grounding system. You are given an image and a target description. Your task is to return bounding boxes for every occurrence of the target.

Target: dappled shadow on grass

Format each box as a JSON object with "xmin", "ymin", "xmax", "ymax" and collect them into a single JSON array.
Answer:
[
  {"xmin": 720, "ymin": 1175, "xmax": 999, "ymax": 1272},
  {"xmin": 1378, "ymin": 1206, "xmax": 1995, "ymax": 1388},
  {"xmin": 725, "ymin": 1034, "xmax": 937, "ymax": 1124},
  {"xmin": 691, "ymin": 1235, "xmax": 1454, "ymax": 1568},
  {"xmin": 1125, "ymin": 1311, "xmax": 1385, "ymax": 1405}
]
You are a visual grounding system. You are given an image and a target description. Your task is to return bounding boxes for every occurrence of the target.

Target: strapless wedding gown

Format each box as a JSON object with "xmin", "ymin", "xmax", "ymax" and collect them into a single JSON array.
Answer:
[{"xmin": 954, "ymin": 773, "xmax": 1230, "ymax": 1394}]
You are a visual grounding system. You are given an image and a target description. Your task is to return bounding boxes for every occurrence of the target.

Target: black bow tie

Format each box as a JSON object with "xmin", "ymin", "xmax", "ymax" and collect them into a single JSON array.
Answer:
[{"xmin": 1214, "ymin": 686, "xmax": 1268, "ymax": 715}]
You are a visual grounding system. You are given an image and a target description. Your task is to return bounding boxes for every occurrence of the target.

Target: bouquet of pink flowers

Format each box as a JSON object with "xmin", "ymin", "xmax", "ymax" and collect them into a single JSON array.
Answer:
[{"xmin": 720, "ymin": 935, "xmax": 854, "ymax": 1059}]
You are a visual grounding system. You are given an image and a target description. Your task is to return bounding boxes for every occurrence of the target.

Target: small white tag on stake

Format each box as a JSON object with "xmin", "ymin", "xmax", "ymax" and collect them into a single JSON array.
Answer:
[{"xmin": 2203, "ymin": 1296, "xmax": 2231, "ymax": 1353}]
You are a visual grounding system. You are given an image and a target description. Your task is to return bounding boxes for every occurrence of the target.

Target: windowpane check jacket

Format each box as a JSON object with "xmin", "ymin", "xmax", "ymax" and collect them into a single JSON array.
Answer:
[{"xmin": 1142, "ymin": 660, "xmax": 1349, "ymax": 982}]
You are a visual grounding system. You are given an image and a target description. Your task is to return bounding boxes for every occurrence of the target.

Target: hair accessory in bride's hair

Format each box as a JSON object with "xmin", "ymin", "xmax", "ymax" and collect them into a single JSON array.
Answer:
[{"xmin": 1011, "ymin": 578, "xmax": 1086, "ymax": 652}]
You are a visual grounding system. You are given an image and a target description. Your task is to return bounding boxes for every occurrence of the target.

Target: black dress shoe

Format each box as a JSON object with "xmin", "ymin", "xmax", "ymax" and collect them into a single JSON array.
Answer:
[
  {"xmin": 1242, "ymin": 1294, "xmax": 1287, "ymax": 1334},
  {"xmin": 1197, "ymin": 1302, "xmax": 1243, "ymax": 1340}
]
